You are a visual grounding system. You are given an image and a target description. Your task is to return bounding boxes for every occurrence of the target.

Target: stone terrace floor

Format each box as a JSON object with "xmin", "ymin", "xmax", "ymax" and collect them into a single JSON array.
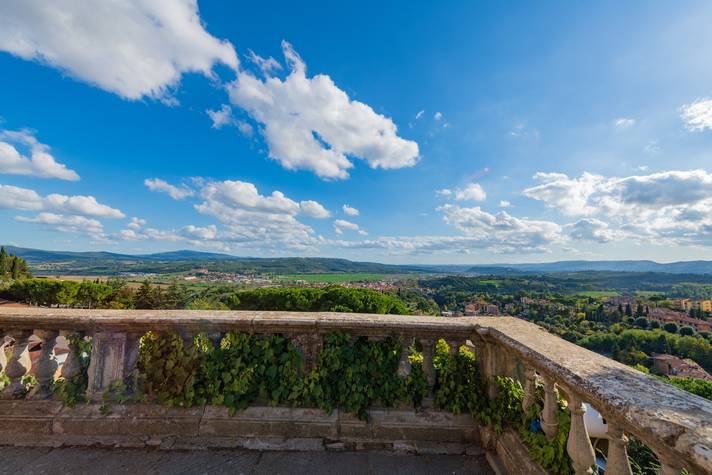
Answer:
[{"xmin": 0, "ymin": 447, "xmax": 495, "ymax": 475}]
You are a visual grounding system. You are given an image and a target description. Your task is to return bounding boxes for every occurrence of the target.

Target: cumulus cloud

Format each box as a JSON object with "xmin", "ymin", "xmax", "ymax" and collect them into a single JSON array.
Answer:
[
  {"xmin": 193, "ymin": 179, "xmax": 323, "ymax": 250},
  {"xmin": 144, "ymin": 178, "xmax": 194, "ymax": 200},
  {"xmin": 342, "ymin": 204, "xmax": 359, "ymax": 216},
  {"xmin": 0, "ymin": 129, "xmax": 79, "ymax": 180},
  {"xmin": 499, "ymin": 200, "xmax": 511, "ymax": 208},
  {"xmin": 206, "ymin": 104, "xmax": 253, "ymax": 136},
  {"xmin": 437, "ymin": 204, "xmax": 563, "ymax": 253},
  {"xmin": 16, "ymin": 212, "xmax": 106, "ymax": 240},
  {"xmin": 0, "ymin": 184, "xmax": 123, "ymax": 217},
  {"xmin": 523, "ymin": 169, "xmax": 712, "ymax": 246},
  {"xmin": 247, "ymin": 50, "xmax": 281, "ymax": 75},
  {"xmin": 567, "ymin": 218, "xmax": 622, "ymax": 243},
  {"xmin": 299, "ymin": 200, "xmax": 330, "ymax": 218},
  {"xmin": 613, "ymin": 118, "xmax": 635, "ymax": 129},
  {"xmin": 0, "ymin": 0, "xmax": 238, "ymax": 102},
  {"xmin": 333, "ymin": 219, "xmax": 366, "ymax": 236},
  {"xmin": 680, "ymin": 98, "xmax": 712, "ymax": 132},
  {"xmin": 437, "ymin": 183, "xmax": 486, "ymax": 202},
  {"xmin": 434, "ymin": 112, "xmax": 443, "ymax": 121},
  {"xmin": 127, "ymin": 217, "xmax": 146, "ymax": 230},
  {"xmin": 227, "ymin": 41, "xmax": 419, "ymax": 179}
]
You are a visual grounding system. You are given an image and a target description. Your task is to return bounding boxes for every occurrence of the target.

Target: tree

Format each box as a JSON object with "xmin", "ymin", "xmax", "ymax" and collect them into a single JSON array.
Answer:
[
  {"xmin": 625, "ymin": 303, "xmax": 633, "ymax": 317},
  {"xmin": 0, "ymin": 246, "xmax": 7, "ymax": 277},
  {"xmin": 649, "ymin": 320, "xmax": 661, "ymax": 329},
  {"xmin": 679, "ymin": 326, "xmax": 696, "ymax": 336},
  {"xmin": 663, "ymin": 322, "xmax": 679, "ymax": 334},
  {"xmin": 134, "ymin": 280, "xmax": 156, "ymax": 309},
  {"xmin": 633, "ymin": 317, "xmax": 649, "ymax": 329},
  {"xmin": 10, "ymin": 257, "xmax": 19, "ymax": 279}
]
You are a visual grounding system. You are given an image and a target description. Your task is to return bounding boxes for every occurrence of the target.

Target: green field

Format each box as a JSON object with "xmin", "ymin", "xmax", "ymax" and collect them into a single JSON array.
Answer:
[
  {"xmin": 277, "ymin": 273, "xmax": 394, "ymax": 283},
  {"xmin": 574, "ymin": 290, "xmax": 621, "ymax": 298}
]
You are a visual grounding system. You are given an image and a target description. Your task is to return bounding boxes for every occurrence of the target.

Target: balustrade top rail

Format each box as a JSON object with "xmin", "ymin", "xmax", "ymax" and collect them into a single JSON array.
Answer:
[{"xmin": 1, "ymin": 308, "xmax": 711, "ymax": 473}]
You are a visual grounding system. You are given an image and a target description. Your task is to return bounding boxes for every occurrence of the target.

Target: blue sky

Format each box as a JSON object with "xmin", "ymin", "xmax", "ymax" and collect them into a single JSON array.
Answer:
[{"xmin": 2, "ymin": 1, "xmax": 712, "ymax": 264}]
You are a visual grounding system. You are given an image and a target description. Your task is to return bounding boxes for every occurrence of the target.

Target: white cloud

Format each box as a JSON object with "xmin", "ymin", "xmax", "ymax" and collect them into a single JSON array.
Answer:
[
  {"xmin": 437, "ymin": 183, "xmax": 486, "ymax": 201},
  {"xmin": 342, "ymin": 204, "xmax": 359, "ymax": 216},
  {"xmin": 127, "ymin": 217, "xmax": 146, "ymax": 230},
  {"xmin": 181, "ymin": 224, "xmax": 218, "ymax": 240},
  {"xmin": 523, "ymin": 169, "xmax": 712, "ymax": 246},
  {"xmin": 455, "ymin": 183, "xmax": 486, "ymax": 201},
  {"xmin": 0, "ymin": 0, "xmax": 238, "ymax": 102},
  {"xmin": 499, "ymin": 200, "xmax": 511, "ymax": 208},
  {"xmin": 299, "ymin": 200, "xmax": 330, "ymax": 218},
  {"xmin": 437, "ymin": 204, "xmax": 563, "ymax": 253},
  {"xmin": 144, "ymin": 178, "xmax": 194, "ymax": 200},
  {"xmin": 0, "ymin": 184, "xmax": 123, "ymax": 218},
  {"xmin": 16, "ymin": 212, "xmax": 105, "ymax": 239},
  {"xmin": 567, "ymin": 218, "xmax": 622, "ymax": 243},
  {"xmin": 192, "ymin": 179, "xmax": 322, "ymax": 251},
  {"xmin": 247, "ymin": 49, "xmax": 281, "ymax": 75},
  {"xmin": 0, "ymin": 129, "xmax": 79, "ymax": 180},
  {"xmin": 206, "ymin": 105, "xmax": 254, "ymax": 137},
  {"xmin": 207, "ymin": 105, "xmax": 235, "ymax": 129},
  {"xmin": 227, "ymin": 41, "xmax": 418, "ymax": 179},
  {"xmin": 415, "ymin": 110, "xmax": 425, "ymax": 120},
  {"xmin": 680, "ymin": 98, "xmax": 712, "ymax": 132},
  {"xmin": 613, "ymin": 117, "xmax": 635, "ymax": 129},
  {"xmin": 333, "ymin": 219, "xmax": 364, "ymax": 235},
  {"xmin": 434, "ymin": 112, "xmax": 443, "ymax": 121}
]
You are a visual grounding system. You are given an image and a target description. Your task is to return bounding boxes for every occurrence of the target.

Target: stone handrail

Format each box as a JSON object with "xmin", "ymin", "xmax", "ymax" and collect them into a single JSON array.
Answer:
[{"xmin": 1, "ymin": 308, "xmax": 711, "ymax": 475}]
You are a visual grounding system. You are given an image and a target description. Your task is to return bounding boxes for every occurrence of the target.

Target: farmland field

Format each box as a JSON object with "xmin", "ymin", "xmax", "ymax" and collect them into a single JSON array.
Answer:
[{"xmin": 277, "ymin": 273, "xmax": 396, "ymax": 283}]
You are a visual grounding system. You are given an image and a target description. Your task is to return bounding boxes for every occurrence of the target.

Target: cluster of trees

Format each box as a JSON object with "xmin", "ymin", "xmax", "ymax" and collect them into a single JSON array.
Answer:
[
  {"xmin": 1, "ymin": 278, "xmax": 411, "ymax": 315},
  {"xmin": 0, "ymin": 247, "xmax": 31, "ymax": 280}
]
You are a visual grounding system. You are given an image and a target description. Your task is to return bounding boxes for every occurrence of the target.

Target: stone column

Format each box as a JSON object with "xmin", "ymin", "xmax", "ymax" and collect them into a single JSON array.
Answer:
[
  {"xmin": 420, "ymin": 338, "xmax": 436, "ymax": 398},
  {"xmin": 86, "ymin": 331, "xmax": 129, "ymax": 399},
  {"xmin": 479, "ymin": 341, "xmax": 499, "ymax": 400},
  {"xmin": 59, "ymin": 330, "xmax": 84, "ymax": 381},
  {"xmin": 397, "ymin": 339, "xmax": 412, "ymax": 377},
  {"xmin": 566, "ymin": 392, "xmax": 596, "ymax": 475},
  {"xmin": 522, "ymin": 367, "xmax": 537, "ymax": 413},
  {"xmin": 1, "ymin": 329, "xmax": 33, "ymax": 399},
  {"xmin": 291, "ymin": 333, "xmax": 323, "ymax": 373},
  {"xmin": 540, "ymin": 375, "xmax": 558, "ymax": 440},
  {"xmin": 28, "ymin": 329, "xmax": 59, "ymax": 400},
  {"xmin": 0, "ymin": 331, "xmax": 8, "ymax": 374},
  {"xmin": 606, "ymin": 423, "xmax": 633, "ymax": 475},
  {"xmin": 447, "ymin": 339, "xmax": 459, "ymax": 357}
]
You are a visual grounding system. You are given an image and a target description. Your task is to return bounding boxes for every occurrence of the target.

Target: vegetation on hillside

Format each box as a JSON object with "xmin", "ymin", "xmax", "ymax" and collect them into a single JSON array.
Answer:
[
  {"xmin": 0, "ymin": 246, "xmax": 31, "ymax": 281},
  {"xmin": 0, "ymin": 278, "xmax": 410, "ymax": 315}
]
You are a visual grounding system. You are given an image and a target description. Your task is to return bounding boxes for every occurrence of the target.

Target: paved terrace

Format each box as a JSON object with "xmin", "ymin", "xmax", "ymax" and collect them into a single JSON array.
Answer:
[
  {"xmin": 0, "ymin": 447, "xmax": 494, "ymax": 475},
  {"xmin": 1, "ymin": 308, "xmax": 711, "ymax": 475}
]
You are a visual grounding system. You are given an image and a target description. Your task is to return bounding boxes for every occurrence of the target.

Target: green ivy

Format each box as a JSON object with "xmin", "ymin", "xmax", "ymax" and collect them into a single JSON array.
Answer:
[
  {"xmin": 136, "ymin": 330, "xmax": 427, "ymax": 420},
  {"xmin": 52, "ymin": 336, "xmax": 92, "ymax": 406}
]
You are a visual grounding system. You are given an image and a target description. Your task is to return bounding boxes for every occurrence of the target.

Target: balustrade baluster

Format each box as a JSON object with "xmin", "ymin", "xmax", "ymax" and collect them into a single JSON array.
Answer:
[
  {"xmin": 28, "ymin": 329, "xmax": 59, "ymax": 399},
  {"xmin": 566, "ymin": 392, "xmax": 596, "ymax": 475},
  {"xmin": 59, "ymin": 330, "xmax": 84, "ymax": 382},
  {"xmin": 540, "ymin": 375, "xmax": 558, "ymax": 439},
  {"xmin": 522, "ymin": 367, "xmax": 536, "ymax": 413},
  {"xmin": 420, "ymin": 338, "xmax": 436, "ymax": 398},
  {"xmin": 397, "ymin": 337, "xmax": 412, "ymax": 377},
  {"xmin": 447, "ymin": 339, "xmax": 459, "ymax": 357},
  {"xmin": 605, "ymin": 422, "xmax": 633, "ymax": 475},
  {"xmin": 1, "ymin": 329, "xmax": 32, "ymax": 399},
  {"xmin": 291, "ymin": 333, "xmax": 323, "ymax": 373},
  {"xmin": 0, "ymin": 330, "xmax": 9, "ymax": 374}
]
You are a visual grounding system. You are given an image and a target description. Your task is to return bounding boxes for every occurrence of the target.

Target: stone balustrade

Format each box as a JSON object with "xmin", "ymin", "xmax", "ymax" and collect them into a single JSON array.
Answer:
[{"xmin": 1, "ymin": 308, "xmax": 711, "ymax": 475}]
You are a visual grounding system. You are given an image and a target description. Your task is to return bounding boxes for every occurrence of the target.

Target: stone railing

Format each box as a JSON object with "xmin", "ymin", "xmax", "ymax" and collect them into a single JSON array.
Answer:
[{"xmin": 0, "ymin": 308, "xmax": 711, "ymax": 475}]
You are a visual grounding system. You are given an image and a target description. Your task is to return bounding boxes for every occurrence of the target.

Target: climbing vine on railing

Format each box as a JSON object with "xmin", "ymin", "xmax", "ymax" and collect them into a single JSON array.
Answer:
[
  {"xmin": 432, "ymin": 340, "xmax": 572, "ymax": 474},
  {"xmin": 137, "ymin": 331, "xmax": 428, "ymax": 420},
  {"xmin": 53, "ymin": 336, "xmax": 92, "ymax": 406}
]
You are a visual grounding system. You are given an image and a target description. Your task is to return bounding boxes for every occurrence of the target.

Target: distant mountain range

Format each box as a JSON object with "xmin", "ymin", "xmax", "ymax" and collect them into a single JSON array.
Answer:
[
  {"xmin": 2, "ymin": 246, "xmax": 431, "ymax": 275},
  {"xmin": 4, "ymin": 246, "xmax": 712, "ymax": 276},
  {"xmin": 466, "ymin": 260, "xmax": 712, "ymax": 275}
]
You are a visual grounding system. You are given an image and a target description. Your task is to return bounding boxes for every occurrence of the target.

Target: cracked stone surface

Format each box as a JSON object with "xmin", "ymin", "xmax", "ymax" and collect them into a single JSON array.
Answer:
[{"xmin": 0, "ymin": 447, "xmax": 495, "ymax": 474}]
